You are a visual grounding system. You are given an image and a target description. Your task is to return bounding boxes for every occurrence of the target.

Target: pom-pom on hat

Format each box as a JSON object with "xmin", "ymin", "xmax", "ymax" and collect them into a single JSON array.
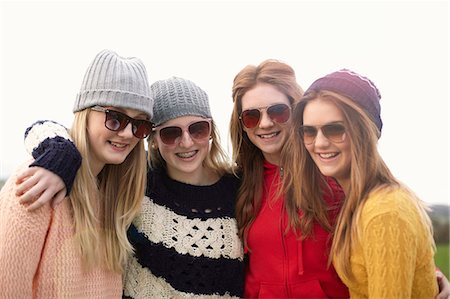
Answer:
[
  {"xmin": 151, "ymin": 77, "xmax": 212, "ymax": 126},
  {"xmin": 305, "ymin": 69, "xmax": 382, "ymax": 132},
  {"xmin": 73, "ymin": 49, "xmax": 153, "ymax": 118}
]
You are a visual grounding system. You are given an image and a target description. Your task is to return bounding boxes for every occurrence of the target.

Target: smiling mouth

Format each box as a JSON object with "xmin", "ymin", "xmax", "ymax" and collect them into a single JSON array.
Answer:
[
  {"xmin": 258, "ymin": 131, "xmax": 280, "ymax": 139},
  {"xmin": 176, "ymin": 150, "xmax": 197, "ymax": 158},
  {"xmin": 109, "ymin": 141, "xmax": 127, "ymax": 148},
  {"xmin": 318, "ymin": 152, "xmax": 338, "ymax": 159}
]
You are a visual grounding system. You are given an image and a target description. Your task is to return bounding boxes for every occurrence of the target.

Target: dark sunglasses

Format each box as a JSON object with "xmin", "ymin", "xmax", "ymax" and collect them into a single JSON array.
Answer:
[
  {"xmin": 240, "ymin": 103, "xmax": 291, "ymax": 129},
  {"xmin": 299, "ymin": 123, "xmax": 347, "ymax": 145},
  {"xmin": 153, "ymin": 120, "xmax": 212, "ymax": 145},
  {"xmin": 91, "ymin": 106, "xmax": 152, "ymax": 139}
]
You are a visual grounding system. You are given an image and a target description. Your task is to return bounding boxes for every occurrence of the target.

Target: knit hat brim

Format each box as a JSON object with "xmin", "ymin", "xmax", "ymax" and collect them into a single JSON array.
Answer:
[{"xmin": 74, "ymin": 89, "xmax": 153, "ymax": 117}]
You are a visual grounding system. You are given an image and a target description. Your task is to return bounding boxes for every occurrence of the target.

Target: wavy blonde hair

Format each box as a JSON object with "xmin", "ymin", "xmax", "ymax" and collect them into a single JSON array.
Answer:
[
  {"xmin": 69, "ymin": 109, "xmax": 146, "ymax": 273},
  {"xmin": 282, "ymin": 90, "xmax": 434, "ymax": 280},
  {"xmin": 229, "ymin": 59, "xmax": 303, "ymax": 247}
]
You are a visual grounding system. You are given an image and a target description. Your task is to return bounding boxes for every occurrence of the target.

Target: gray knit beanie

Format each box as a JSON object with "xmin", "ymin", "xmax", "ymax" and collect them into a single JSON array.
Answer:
[
  {"xmin": 73, "ymin": 49, "xmax": 153, "ymax": 118},
  {"xmin": 151, "ymin": 77, "xmax": 212, "ymax": 126}
]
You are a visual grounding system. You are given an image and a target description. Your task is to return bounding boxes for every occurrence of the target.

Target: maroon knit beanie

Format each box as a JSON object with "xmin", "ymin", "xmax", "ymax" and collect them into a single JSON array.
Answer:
[{"xmin": 305, "ymin": 69, "xmax": 382, "ymax": 132}]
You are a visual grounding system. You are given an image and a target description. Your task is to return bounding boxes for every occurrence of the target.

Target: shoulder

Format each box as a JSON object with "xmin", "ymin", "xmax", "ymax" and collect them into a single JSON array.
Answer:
[
  {"xmin": 363, "ymin": 187, "xmax": 412, "ymax": 213},
  {"xmin": 360, "ymin": 187, "xmax": 424, "ymax": 230},
  {"xmin": 0, "ymin": 162, "xmax": 53, "ymax": 228},
  {"xmin": 218, "ymin": 172, "xmax": 241, "ymax": 189}
]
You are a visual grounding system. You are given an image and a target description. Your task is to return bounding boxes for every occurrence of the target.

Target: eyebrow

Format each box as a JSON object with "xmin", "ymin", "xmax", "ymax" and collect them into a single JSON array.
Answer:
[{"xmin": 105, "ymin": 106, "xmax": 149, "ymax": 120}]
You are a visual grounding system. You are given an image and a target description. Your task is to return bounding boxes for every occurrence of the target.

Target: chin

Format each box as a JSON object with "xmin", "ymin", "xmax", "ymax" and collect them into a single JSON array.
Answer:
[{"xmin": 106, "ymin": 156, "xmax": 128, "ymax": 165}]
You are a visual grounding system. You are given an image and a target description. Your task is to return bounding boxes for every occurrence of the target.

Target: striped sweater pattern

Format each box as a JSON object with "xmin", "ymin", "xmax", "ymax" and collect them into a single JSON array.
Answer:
[{"xmin": 122, "ymin": 169, "xmax": 245, "ymax": 298}]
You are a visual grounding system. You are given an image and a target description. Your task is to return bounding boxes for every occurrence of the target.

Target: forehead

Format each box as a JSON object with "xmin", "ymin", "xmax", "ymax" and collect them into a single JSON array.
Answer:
[
  {"xmin": 241, "ymin": 83, "xmax": 290, "ymax": 110},
  {"xmin": 302, "ymin": 99, "xmax": 344, "ymax": 125},
  {"xmin": 104, "ymin": 106, "xmax": 149, "ymax": 119},
  {"xmin": 161, "ymin": 115, "xmax": 208, "ymax": 127}
]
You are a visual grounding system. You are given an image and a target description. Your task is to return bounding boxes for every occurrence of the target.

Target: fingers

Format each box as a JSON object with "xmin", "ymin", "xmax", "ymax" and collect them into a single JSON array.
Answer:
[
  {"xmin": 14, "ymin": 166, "xmax": 67, "ymax": 211},
  {"xmin": 436, "ymin": 270, "xmax": 450, "ymax": 299},
  {"xmin": 18, "ymin": 180, "xmax": 45, "ymax": 204},
  {"xmin": 15, "ymin": 171, "xmax": 38, "ymax": 197},
  {"xmin": 15, "ymin": 167, "xmax": 35, "ymax": 185},
  {"xmin": 26, "ymin": 188, "xmax": 55, "ymax": 212},
  {"xmin": 51, "ymin": 189, "xmax": 67, "ymax": 209}
]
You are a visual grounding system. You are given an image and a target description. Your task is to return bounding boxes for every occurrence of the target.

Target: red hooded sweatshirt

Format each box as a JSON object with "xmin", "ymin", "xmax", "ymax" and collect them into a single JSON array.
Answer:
[{"xmin": 244, "ymin": 160, "xmax": 349, "ymax": 298}]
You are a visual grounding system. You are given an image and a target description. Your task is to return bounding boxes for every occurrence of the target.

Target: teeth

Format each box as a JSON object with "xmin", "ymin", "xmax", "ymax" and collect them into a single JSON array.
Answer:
[
  {"xmin": 259, "ymin": 132, "xmax": 278, "ymax": 139},
  {"xmin": 319, "ymin": 153, "xmax": 337, "ymax": 158},
  {"xmin": 110, "ymin": 142, "xmax": 127, "ymax": 148},
  {"xmin": 177, "ymin": 151, "xmax": 197, "ymax": 158}
]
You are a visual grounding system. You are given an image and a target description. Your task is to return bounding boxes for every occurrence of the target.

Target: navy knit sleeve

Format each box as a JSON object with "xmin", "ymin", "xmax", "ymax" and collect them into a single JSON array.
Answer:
[{"xmin": 24, "ymin": 120, "xmax": 81, "ymax": 194}]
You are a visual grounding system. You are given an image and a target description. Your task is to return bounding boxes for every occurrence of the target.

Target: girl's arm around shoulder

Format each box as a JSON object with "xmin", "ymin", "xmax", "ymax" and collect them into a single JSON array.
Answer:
[
  {"xmin": 16, "ymin": 120, "xmax": 81, "ymax": 211},
  {"xmin": 0, "ymin": 162, "xmax": 54, "ymax": 297},
  {"xmin": 24, "ymin": 120, "xmax": 81, "ymax": 194}
]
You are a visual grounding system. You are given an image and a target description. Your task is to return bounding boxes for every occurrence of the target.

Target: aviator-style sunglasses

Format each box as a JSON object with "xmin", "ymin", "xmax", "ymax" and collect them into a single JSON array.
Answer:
[
  {"xmin": 153, "ymin": 119, "xmax": 212, "ymax": 145},
  {"xmin": 91, "ymin": 106, "xmax": 152, "ymax": 139},
  {"xmin": 240, "ymin": 103, "xmax": 291, "ymax": 129},
  {"xmin": 299, "ymin": 123, "xmax": 347, "ymax": 145}
]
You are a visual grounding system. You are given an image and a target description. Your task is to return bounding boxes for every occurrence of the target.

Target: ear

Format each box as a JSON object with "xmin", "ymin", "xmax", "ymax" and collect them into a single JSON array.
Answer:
[{"xmin": 148, "ymin": 136, "xmax": 159, "ymax": 149}]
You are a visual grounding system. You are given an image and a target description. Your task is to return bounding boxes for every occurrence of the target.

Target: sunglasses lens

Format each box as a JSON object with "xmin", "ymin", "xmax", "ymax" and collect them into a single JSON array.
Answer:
[
  {"xmin": 188, "ymin": 121, "xmax": 210, "ymax": 140},
  {"xmin": 322, "ymin": 124, "xmax": 346, "ymax": 142},
  {"xmin": 241, "ymin": 109, "xmax": 261, "ymax": 128},
  {"xmin": 159, "ymin": 127, "xmax": 182, "ymax": 145},
  {"xmin": 300, "ymin": 124, "xmax": 346, "ymax": 144},
  {"xmin": 267, "ymin": 104, "xmax": 291, "ymax": 124},
  {"xmin": 132, "ymin": 121, "xmax": 152, "ymax": 139},
  {"xmin": 300, "ymin": 126, "xmax": 318, "ymax": 144},
  {"xmin": 105, "ymin": 111, "xmax": 127, "ymax": 131}
]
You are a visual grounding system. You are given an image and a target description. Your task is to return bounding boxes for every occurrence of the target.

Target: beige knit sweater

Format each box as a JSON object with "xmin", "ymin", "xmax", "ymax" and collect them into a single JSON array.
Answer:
[{"xmin": 0, "ymin": 163, "xmax": 121, "ymax": 298}]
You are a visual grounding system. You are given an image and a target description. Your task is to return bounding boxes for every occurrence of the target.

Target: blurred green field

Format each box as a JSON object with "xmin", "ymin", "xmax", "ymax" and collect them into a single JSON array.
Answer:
[{"xmin": 436, "ymin": 244, "xmax": 449, "ymax": 278}]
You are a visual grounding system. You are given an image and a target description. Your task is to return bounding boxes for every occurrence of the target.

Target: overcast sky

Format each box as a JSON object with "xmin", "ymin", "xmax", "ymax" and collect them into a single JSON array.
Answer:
[{"xmin": 0, "ymin": 0, "xmax": 448, "ymax": 206}]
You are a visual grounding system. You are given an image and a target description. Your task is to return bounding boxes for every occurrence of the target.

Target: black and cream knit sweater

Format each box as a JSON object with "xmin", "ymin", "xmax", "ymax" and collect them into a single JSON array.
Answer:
[
  {"xmin": 123, "ymin": 168, "xmax": 244, "ymax": 298},
  {"xmin": 23, "ymin": 121, "xmax": 244, "ymax": 298}
]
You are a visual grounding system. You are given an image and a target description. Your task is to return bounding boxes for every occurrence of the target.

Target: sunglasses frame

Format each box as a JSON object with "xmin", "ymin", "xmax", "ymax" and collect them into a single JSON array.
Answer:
[
  {"xmin": 152, "ymin": 119, "xmax": 212, "ymax": 145},
  {"xmin": 299, "ymin": 122, "xmax": 347, "ymax": 145},
  {"xmin": 239, "ymin": 103, "xmax": 291, "ymax": 129},
  {"xmin": 91, "ymin": 106, "xmax": 152, "ymax": 139}
]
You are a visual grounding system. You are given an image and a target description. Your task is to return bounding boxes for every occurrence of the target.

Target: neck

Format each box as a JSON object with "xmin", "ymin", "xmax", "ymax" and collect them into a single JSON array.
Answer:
[
  {"xmin": 167, "ymin": 166, "xmax": 219, "ymax": 186},
  {"xmin": 263, "ymin": 153, "xmax": 280, "ymax": 166},
  {"xmin": 90, "ymin": 159, "xmax": 105, "ymax": 178},
  {"xmin": 337, "ymin": 177, "xmax": 351, "ymax": 196}
]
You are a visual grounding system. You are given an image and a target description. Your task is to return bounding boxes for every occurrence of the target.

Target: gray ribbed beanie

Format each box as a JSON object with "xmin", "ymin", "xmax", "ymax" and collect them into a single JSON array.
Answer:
[
  {"xmin": 73, "ymin": 49, "xmax": 153, "ymax": 118},
  {"xmin": 151, "ymin": 77, "xmax": 212, "ymax": 126}
]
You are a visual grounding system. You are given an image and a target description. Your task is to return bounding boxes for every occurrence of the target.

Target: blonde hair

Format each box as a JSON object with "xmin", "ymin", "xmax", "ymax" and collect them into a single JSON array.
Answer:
[
  {"xmin": 283, "ymin": 90, "xmax": 434, "ymax": 280},
  {"xmin": 69, "ymin": 109, "xmax": 146, "ymax": 273},
  {"xmin": 148, "ymin": 120, "xmax": 231, "ymax": 177},
  {"xmin": 229, "ymin": 59, "xmax": 303, "ymax": 247}
]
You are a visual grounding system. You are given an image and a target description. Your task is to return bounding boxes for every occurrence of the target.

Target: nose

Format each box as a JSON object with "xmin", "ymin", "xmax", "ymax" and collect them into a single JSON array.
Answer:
[
  {"xmin": 179, "ymin": 130, "xmax": 194, "ymax": 148},
  {"xmin": 313, "ymin": 129, "xmax": 330, "ymax": 148},
  {"xmin": 258, "ymin": 111, "xmax": 274, "ymax": 128},
  {"xmin": 117, "ymin": 122, "xmax": 134, "ymax": 139}
]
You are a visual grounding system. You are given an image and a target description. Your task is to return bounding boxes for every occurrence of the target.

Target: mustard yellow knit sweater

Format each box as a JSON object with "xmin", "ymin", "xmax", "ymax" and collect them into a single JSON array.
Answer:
[
  {"xmin": 334, "ymin": 187, "xmax": 438, "ymax": 299},
  {"xmin": 0, "ymin": 163, "xmax": 122, "ymax": 298}
]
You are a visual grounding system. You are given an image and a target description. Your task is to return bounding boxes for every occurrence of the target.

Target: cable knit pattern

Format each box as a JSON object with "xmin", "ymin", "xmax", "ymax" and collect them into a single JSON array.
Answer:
[
  {"xmin": 133, "ymin": 196, "xmax": 242, "ymax": 260},
  {"xmin": 334, "ymin": 188, "xmax": 438, "ymax": 299},
  {"xmin": 24, "ymin": 120, "xmax": 72, "ymax": 152},
  {"xmin": 24, "ymin": 120, "xmax": 81, "ymax": 194},
  {"xmin": 21, "ymin": 120, "xmax": 244, "ymax": 297},
  {"xmin": 0, "ymin": 162, "xmax": 121, "ymax": 298},
  {"xmin": 123, "ymin": 169, "xmax": 244, "ymax": 299}
]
